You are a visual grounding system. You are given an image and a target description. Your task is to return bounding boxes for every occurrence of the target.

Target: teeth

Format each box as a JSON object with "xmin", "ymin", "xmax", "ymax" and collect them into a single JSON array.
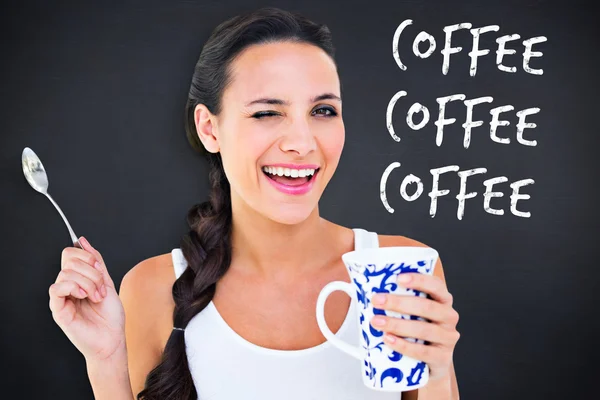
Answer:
[{"xmin": 262, "ymin": 166, "xmax": 317, "ymax": 177}]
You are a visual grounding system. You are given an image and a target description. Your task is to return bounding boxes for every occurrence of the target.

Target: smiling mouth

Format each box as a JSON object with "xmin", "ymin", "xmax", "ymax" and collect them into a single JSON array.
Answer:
[{"xmin": 262, "ymin": 166, "xmax": 320, "ymax": 186}]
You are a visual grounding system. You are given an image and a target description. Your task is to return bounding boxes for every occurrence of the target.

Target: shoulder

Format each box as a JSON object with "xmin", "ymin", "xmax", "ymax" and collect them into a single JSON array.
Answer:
[
  {"xmin": 120, "ymin": 252, "xmax": 177, "ymax": 305},
  {"xmin": 119, "ymin": 252, "xmax": 177, "ymax": 349},
  {"xmin": 377, "ymin": 234, "xmax": 447, "ymax": 283},
  {"xmin": 377, "ymin": 234, "xmax": 429, "ymax": 249}
]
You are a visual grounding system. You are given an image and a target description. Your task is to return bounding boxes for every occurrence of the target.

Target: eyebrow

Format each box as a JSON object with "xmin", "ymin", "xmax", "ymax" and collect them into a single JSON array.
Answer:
[{"xmin": 244, "ymin": 93, "xmax": 342, "ymax": 107}]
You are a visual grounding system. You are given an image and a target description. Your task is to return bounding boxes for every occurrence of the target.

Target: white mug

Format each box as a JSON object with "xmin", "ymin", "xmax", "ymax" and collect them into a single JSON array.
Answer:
[{"xmin": 316, "ymin": 246, "xmax": 439, "ymax": 392}]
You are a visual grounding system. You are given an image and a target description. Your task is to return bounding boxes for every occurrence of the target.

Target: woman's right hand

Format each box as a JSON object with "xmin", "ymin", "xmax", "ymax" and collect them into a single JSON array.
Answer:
[{"xmin": 49, "ymin": 236, "xmax": 126, "ymax": 363}]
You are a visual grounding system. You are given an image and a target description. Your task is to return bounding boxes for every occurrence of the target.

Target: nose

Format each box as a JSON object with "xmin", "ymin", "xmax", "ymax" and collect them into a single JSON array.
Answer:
[{"xmin": 279, "ymin": 117, "xmax": 317, "ymax": 157}]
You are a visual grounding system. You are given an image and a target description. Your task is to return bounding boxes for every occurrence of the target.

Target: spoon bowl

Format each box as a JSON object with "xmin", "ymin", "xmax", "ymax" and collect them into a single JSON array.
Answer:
[
  {"xmin": 22, "ymin": 147, "xmax": 81, "ymax": 247},
  {"xmin": 22, "ymin": 147, "xmax": 49, "ymax": 193}
]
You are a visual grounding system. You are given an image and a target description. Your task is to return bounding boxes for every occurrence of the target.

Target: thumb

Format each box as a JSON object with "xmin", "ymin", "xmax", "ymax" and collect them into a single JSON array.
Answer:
[{"xmin": 79, "ymin": 236, "xmax": 116, "ymax": 289}]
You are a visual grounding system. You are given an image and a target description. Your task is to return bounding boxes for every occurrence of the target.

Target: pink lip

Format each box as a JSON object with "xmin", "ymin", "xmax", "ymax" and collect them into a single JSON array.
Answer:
[
  {"xmin": 263, "ymin": 163, "xmax": 320, "ymax": 169},
  {"xmin": 263, "ymin": 168, "xmax": 319, "ymax": 195}
]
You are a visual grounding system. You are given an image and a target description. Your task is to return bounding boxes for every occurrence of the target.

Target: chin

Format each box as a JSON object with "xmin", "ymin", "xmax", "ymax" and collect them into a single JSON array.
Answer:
[{"xmin": 262, "ymin": 203, "xmax": 317, "ymax": 226}]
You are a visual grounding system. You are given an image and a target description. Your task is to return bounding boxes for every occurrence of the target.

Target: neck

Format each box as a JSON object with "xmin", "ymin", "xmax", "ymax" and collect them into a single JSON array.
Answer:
[{"xmin": 229, "ymin": 196, "xmax": 341, "ymax": 279}]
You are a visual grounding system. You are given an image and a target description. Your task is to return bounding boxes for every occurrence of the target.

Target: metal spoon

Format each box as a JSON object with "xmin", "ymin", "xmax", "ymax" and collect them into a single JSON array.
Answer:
[{"xmin": 22, "ymin": 147, "xmax": 81, "ymax": 248}]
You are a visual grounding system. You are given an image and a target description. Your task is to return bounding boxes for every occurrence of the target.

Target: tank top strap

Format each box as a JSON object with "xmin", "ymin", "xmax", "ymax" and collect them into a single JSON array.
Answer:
[
  {"xmin": 352, "ymin": 228, "xmax": 380, "ymax": 250},
  {"xmin": 171, "ymin": 248, "xmax": 188, "ymax": 279}
]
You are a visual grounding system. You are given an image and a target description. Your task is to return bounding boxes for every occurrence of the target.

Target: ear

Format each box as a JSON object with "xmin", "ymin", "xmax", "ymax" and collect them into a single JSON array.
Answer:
[{"xmin": 194, "ymin": 104, "xmax": 220, "ymax": 153}]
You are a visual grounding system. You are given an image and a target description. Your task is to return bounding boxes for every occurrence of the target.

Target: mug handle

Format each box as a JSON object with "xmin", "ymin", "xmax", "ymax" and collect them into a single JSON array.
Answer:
[{"xmin": 316, "ymin": 281, "xmax": 363, "ymax": 360}]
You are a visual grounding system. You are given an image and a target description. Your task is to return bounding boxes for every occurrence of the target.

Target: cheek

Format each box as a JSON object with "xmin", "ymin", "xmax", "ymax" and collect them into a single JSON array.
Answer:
[
  {"xmin": 320, "ymin": 123, "xmax": 345, "ymax": 165},
  {"xmin": 219, "ymin": 125, "xmax": 269, "ymax": 181}
]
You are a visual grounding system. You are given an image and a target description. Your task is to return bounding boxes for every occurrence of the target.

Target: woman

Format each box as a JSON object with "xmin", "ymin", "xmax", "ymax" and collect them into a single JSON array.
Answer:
[{"xmin": 49, "ymin": 7, "xmax": 460, "ymax": 400}]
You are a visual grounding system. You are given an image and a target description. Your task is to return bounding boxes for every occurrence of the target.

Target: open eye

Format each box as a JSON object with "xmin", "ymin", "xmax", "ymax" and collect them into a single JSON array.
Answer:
[{"xmin": 313, "ymin": 106, "xmax": 337, "ymax": 117}]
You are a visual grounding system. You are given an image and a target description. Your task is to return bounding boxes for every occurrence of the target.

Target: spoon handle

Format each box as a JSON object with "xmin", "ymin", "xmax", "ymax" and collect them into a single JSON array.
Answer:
[{"xmin": 44, "ymin": 192, "xmax": 81, "ymax": 248}]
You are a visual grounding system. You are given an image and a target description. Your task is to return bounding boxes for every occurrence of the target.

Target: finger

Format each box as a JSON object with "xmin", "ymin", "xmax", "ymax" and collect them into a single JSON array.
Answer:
[
  {"xmin": 396, "ymin": 273, "xmax": 453, "ymax": 305},
  {"xmin": 49, "ymin": 280, "xmax": 87, "ymax": 314},
  {"xmin": 382, "ymin": 333, "xmax": 451, "ymax": 366},
  {"xmin": 56, "ymin": 270, "xmax": 103, "ymax": 303},
  {"xmin": 373, "ymin": 294, "xmax": 457, "ymax": 325},
  {"xmin": 79, "ymin": 236, "xmax": 115, "ymax": 289},
  {"xmin": 61, "ymin": 257, "xmax": 105, "ymax": 297},
  {"xmin": 370, "ymin": 316, "xmax": 457, "ymax": 347},
  {"xmin": 61, "ymin": 246, "xmax": 107, "ymax": 298},
  {"xmin": 61, "ymin": 246, "xmax": 97, "ymax": 272}
]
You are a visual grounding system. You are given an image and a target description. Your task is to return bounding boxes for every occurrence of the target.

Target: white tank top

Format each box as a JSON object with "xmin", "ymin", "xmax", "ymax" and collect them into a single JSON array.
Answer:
[{"xmin": 171, "ymin": 228, "xmax": 399, "ymax": 399}]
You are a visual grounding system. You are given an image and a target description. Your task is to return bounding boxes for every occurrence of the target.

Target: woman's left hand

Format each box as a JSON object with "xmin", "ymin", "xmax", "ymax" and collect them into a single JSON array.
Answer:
[{"xmin": 369, "ymin": 272, "xmax": 460, "ymax": 383}]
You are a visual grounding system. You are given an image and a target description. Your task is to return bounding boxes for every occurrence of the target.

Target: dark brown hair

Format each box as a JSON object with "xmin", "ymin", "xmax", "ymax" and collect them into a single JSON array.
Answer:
[{"xmin": 137, "ymin": 7, "xmax": 337, "ymax": 399}]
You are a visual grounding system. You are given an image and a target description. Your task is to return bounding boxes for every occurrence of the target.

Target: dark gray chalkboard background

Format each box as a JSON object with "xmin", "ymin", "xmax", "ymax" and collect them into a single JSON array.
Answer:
[{"xmin": 1, "ymin": 0, "xmax": 597, "ymax": 398}]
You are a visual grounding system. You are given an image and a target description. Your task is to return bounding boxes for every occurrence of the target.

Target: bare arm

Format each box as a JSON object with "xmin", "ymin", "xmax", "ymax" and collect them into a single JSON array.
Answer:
[
  {"xmin": 49, "ymin": 239, "xmax": 135, "ymax": 400},
  {"xmin": 119, "ymin": 255, "xmax": 175, "ymax": 396},
  {"xmin": 86, "ymin": 347, "xmax": 135, "ymax": 400}
]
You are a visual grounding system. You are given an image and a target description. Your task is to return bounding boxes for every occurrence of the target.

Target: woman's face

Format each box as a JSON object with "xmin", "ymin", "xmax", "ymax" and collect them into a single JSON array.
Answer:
[{"xmin": 204, "ymin": 41, "xmax": 345, "ymax": 225}]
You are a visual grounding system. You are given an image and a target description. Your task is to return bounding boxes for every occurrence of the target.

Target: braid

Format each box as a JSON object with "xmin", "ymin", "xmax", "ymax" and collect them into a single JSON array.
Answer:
[{"xmin": 137, "ymin": 154, "xmax": 232, "ymax": 400}]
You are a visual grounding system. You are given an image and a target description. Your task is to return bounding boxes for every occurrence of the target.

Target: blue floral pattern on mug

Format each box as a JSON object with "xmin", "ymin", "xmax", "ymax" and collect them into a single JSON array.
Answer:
[{"xmin": 348, "ymin": 257, "xmax": 435, "ymax": 391}]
